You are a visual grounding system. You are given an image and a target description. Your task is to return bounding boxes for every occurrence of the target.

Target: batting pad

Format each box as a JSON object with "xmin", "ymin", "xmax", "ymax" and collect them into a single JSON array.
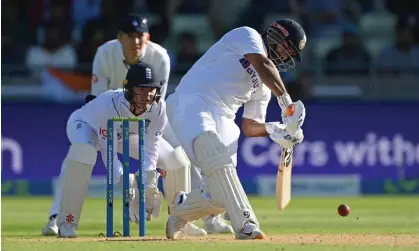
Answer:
[
  {"xmin": 162, "ymin": 147, "xmax": 192, "ymax": 210},
  {"xmin": 57, "ymin": 157, "xmax": 94, "ymax": 228},
  {"xmin": 193, "ymin": 131, "xmax": 259, "ymax": 231},
  {"xmin": 190, "ymin": 165, "xmax": 203, "ymax": 190}
]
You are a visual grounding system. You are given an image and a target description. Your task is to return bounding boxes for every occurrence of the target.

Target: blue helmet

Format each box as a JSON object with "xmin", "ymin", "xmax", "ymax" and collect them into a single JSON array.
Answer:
[
  {"xmin": 123, "ymin": 62, "xmax": 163, "ymax": 102},
  {"xmin": 261, "ymin": 19, "xmax": 307, "ymax": 72}
]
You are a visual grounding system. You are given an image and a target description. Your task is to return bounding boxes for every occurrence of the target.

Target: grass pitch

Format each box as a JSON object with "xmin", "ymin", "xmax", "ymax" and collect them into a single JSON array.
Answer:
[{"xmin": 2, "ymin": 196, "xmax": 418, "ymax": 251}]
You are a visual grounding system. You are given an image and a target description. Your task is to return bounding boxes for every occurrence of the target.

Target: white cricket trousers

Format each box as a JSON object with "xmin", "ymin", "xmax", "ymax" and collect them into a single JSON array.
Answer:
[
  {"xmin": 166, "ymin": 92, "xmax": 240, "ymax": 167},
  {"xmin": 48, "ymin": 111, "xmax": 175, "ymax": 217}
]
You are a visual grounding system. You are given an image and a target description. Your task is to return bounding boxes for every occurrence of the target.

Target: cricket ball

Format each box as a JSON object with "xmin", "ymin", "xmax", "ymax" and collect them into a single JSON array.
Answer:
[{"xmin": 337, "ymin": 204, "xmax": 351, "ymax": 217}]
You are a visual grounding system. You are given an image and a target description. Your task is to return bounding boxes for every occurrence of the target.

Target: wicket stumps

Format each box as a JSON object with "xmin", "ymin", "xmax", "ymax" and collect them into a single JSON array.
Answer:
[{"xmin": 106, "ymin": 117, "xmax": 146, "ymax": 237}]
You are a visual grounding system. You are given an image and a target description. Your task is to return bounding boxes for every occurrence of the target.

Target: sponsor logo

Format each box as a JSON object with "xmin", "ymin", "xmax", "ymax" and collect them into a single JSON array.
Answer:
[
  {"xmin": 65, "ymin": 213, "xmax": 74, "ymax": 223},
  {"xmin": 99, "ymin": 119, "xmax": 150, "ymax": 139},
  {"xmin": 99, "ymin": 127, "xmax": 122, "ymax": 140},
  {"xmin": 239, "ymin": 57, "xmax": 261, "ymax": 92},
  {"xmin": 272, "ymin": 23, "xmax": 289, "ymax": 37},
  {"xmin": 281, "ymin": 148, "xmax": 293, "ymax": 168},
  {"xmin": 239, "ymin": 58, "xmax": 250, "ymax": 68},
  {"xmin": 1, "ymin": 137, "xmax": 23, "ymax": 175}
]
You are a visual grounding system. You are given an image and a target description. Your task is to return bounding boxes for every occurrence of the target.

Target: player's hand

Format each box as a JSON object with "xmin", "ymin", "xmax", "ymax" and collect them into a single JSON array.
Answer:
[
  {"xmin": 144, "ymin": 170, "xmax": 163, "ymax": 222},
  {"xmin": 265, "ymin": 122, "xmax": 304, "ymax": 148},
  {"xmin": 277, "ymin": 94, "xmax": 306, "ymax": 133},
  {"xmin": 127, "ymin": 172, "xmax": 162, "ymax": 223},
  {"xmin": 124, "ymin": 174, "xmax": 142, "ymax": 224}
]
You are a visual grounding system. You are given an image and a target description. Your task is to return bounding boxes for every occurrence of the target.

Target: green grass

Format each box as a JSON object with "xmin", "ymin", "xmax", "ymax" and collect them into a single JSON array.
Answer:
[{"xmin": 2, "ymin": 196, "xmax": 419, "ymax": 251}]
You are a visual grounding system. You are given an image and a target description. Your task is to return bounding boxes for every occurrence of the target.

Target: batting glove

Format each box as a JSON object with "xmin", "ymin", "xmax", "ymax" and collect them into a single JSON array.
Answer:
[
  {"xmin": 265, "ymin": 122, "xmax": 304, "ymax": 149},
  {"xmin": 277, "ymin": 93, "xmax": 306, "ymax": 133}
]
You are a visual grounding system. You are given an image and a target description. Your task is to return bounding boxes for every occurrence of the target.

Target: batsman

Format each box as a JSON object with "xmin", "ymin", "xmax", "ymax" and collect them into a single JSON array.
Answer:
[
  {"xmin": 165, "ymin": 19, "xmax": 307, "ymax": 240},
  {"xmin": 53, "ymin": 63, "xmax": 166, "ymax": 237}
]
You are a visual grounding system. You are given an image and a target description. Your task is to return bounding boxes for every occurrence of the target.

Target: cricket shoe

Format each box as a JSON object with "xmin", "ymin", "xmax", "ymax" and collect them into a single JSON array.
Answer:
[
  {"xmin": 203, "ymin": 214, "xmax": 234, "ymax": 234},
  {"xmin": 235, "ymin": 221, "xmax": 266, "ymax": 240},
  {"xmin": 183, "ymin": 222, "xmax": 207, "ymax": 236},
  {"xmin": 166, "ymin": 215, "xmax": 188, "ymax": 240},
  {"xmin": 165, "ymin": 192, "xmax": 188, "ymax": 239},
  {"xmin": 41, "ymin": 214, "xmax": 59, "ymax": 236},
  {"xmin": 58, "ymin": 223, "xmax": 77, "ymax": 238}
]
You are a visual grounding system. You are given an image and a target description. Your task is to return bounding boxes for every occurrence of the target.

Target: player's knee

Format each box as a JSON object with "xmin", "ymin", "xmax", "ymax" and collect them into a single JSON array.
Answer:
[
  {"xmin": 67, "ymin": 143, "xmax": 97, "ymax": 165},
  {"xmin": 193, "ymin": 131, "xmax": 234, "ymax": 177},
  {"xmin": 160, "ymin": 146, "xmax": 191, "ymax": 171}
]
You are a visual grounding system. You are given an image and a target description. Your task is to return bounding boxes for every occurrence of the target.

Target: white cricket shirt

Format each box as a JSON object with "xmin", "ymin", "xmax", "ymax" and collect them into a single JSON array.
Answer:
[
  {"xmin": 74, "ymin": 89, "xmax": 167, "ymax": 171},
  {"xmin": 91, "ymin": 39, "xmax": 170, "ymax": 98},
  {"xmin": 175, "ymin": 26, "xmax": 272, "ymax": 123}
]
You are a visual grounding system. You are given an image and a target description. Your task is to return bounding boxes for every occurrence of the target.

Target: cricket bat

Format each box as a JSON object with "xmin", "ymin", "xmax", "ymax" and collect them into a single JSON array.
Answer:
[{"xmin": 276, "ymin": 147, "xmax": 294, "ymax": 210}]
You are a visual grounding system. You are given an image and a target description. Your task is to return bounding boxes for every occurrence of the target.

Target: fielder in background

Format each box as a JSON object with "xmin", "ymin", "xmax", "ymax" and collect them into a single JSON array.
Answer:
[
  {"xmin": 165, "ymin": 19, "xmax": 307, "ymax": 240},
  {"xmin": 48, "ymin": 63, "xmax": 167, "ymax": 238},
  {"xmin": 42, "ymin": 13, "xmax": 230, "ymax": 236}
]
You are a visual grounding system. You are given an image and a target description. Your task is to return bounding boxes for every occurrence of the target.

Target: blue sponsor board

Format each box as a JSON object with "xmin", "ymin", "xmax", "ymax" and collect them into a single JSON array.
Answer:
[
  {"xmin": 2, "ymin": 101, "xmax": 419, "ymax": 195},
  {"xmin": 3, "ymin": 177, "xmax": 419, "ymax": 196}
]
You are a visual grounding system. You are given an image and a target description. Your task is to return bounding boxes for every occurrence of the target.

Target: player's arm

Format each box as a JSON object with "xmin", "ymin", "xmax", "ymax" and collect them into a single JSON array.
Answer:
[
  {"xmin": 248, "ymin": 54, "xmax": 306, "ymax": 134},
  {"xmin": 223, "ymin": 27, "xmax": 305, "ymax": 133},
  {"xmin": 155, "ymin": 52, "xmax": 171, "ymax": 100},
  {"xmin": 144, "ymin": 104, "xmax": 168, "ymax": 171},
  {"xmin": 223, "ymin": 27, "xmax": 289, "ymax": 99},
  {"xmin": 242, "ymin": 118, "xmax": 269, "ymax": 137},
  {"xmin": 141, "ymin": 104, "xmax": 167, "ymax": 220},
  {"xmin": 91, "ymin": 48, "xmax": 110, "ymax": 96},
  {"xmin": 242, "ymin": 87, "xmax": 271, "ymax": 137},
  {"xmin": 242, "ymin": 87, "xmax": 303, "ymax": 148}
]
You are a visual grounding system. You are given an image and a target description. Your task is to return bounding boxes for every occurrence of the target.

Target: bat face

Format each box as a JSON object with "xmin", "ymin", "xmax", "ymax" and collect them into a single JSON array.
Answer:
[{"xmin": 276, "ymin": 147, "xmax": 294, "ymax": 210}]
